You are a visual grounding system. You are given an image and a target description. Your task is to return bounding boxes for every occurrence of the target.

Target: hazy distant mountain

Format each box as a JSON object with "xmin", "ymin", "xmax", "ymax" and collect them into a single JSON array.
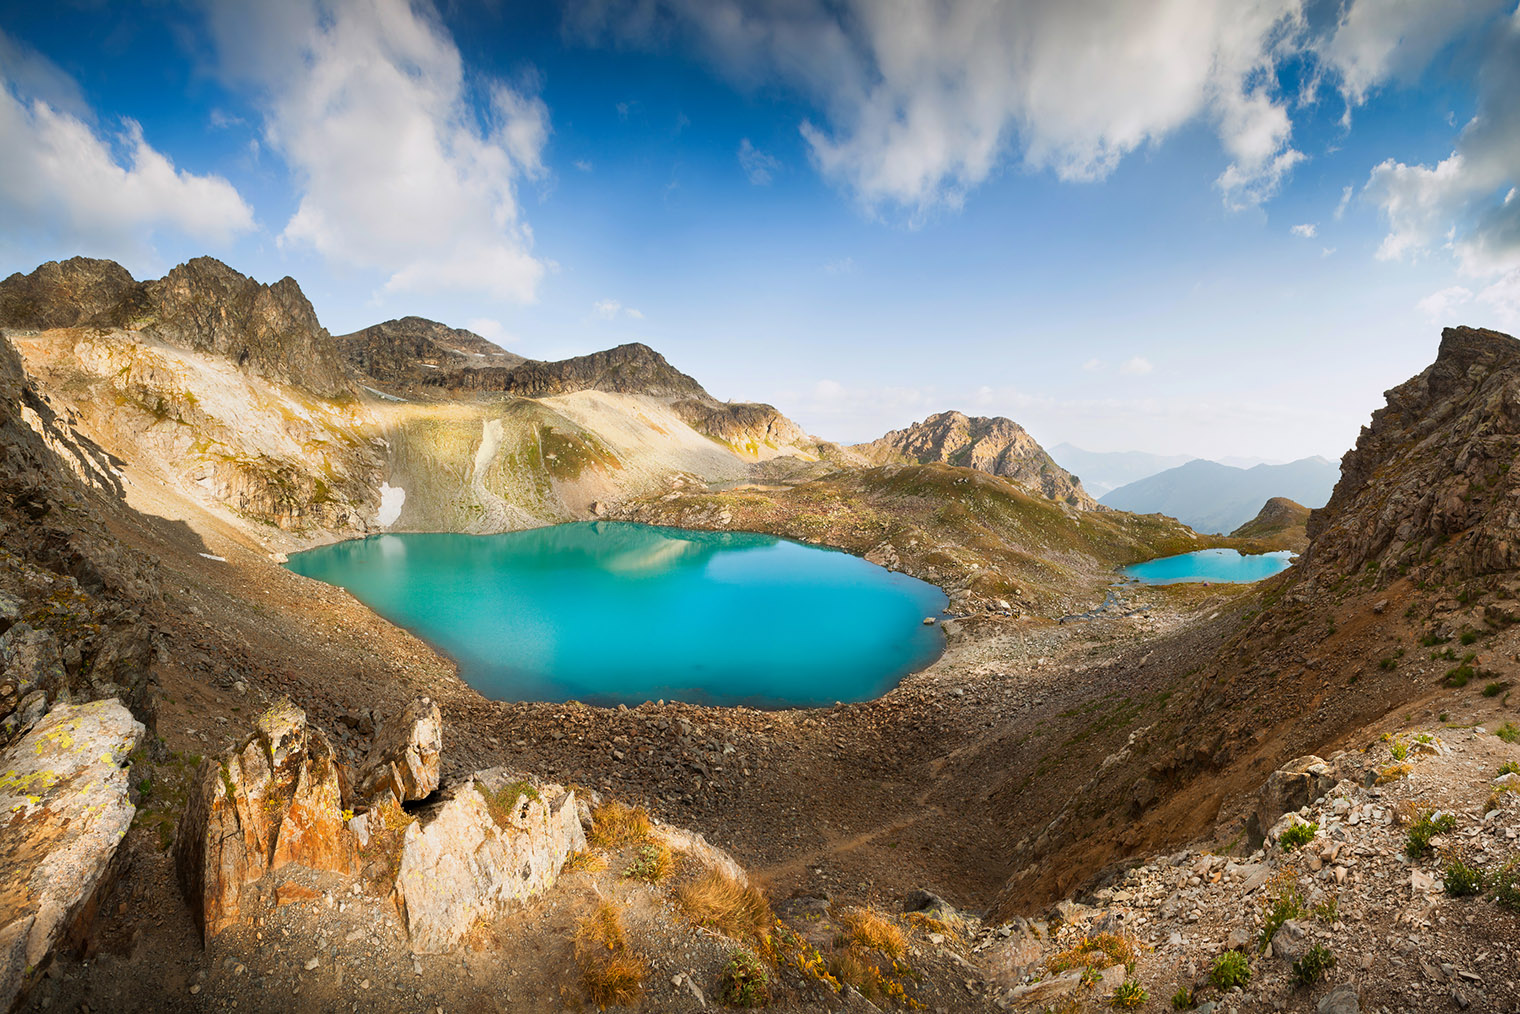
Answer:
[
  {"xmin": 1099, "ymin": 456, "xmax": 1338, "ymax": 534},
  {"xmin": 1048, "ymin": 443, "xmax": 1195, "ymax": 497}
]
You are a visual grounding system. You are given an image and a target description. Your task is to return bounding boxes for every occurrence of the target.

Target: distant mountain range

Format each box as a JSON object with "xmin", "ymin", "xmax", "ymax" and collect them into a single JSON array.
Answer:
[
  {"xmin": 1098, "ymin": 456, "xmax": 1339, "ymax": 534},
  {"xmin": 1047, "ymin": 444, "xmax": 1194, "ymax": 496}
]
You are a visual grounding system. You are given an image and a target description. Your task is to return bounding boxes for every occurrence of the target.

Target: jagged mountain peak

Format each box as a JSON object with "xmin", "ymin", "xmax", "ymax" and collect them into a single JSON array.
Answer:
[
  {"xmin": 1302, "ymin": 325, "xmax": 1520, "ymax": 588},
  {"xmin": 853, "ymin": 409, "xmax": 1095, "ymax": 509}
]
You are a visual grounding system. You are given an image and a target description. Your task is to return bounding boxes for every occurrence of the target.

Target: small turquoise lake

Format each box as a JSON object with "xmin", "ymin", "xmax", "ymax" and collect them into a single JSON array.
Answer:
[
  {"xmin": 1121, "ymin": 548, "xmax": 1295, "ymax": 585},
  {"xmin": 285, "ymin": 522, "xmax": 948, "ymax": 708}
]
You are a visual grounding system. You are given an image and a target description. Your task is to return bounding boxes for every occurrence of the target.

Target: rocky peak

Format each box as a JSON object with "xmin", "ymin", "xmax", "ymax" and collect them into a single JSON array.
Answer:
[
  {"xmin": 335, "ymin": 316, "xmax": 525, "ymax": 392},
  {"xmin": 142, "ymin": 257, "xmax": 352, "ymax": 399},
  {"xmin": 0, "ymin": 257, "xmax": 139, "ymax": 330},
  {"xmin": 1302, "ymin": 326, "xmax": 1520, "ymax": 587},
  {"xmin": 1230, "ymin": 497, "xmax": 1311, "ymax": 552},
  {"xmin": 430, "ymin": 341, "xmax": 711, "ymax": 400},
  {"xmin": 854, "ymin": 409, "xmax": 1096, "ymax": 509}
]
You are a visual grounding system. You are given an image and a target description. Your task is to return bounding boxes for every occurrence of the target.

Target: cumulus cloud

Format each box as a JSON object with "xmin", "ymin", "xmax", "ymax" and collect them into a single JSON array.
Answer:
[
  {"xmin": 737, "ymin": 137, "xmax": 781, "ymax": 184},
  {"xmin": 1363, "ymin": 7, "xmax": 1520, "ymax": 323},
  {"xmin": 569, "ymin": 0, "xmax": 1309, "ymax": 214},
  {"xmin": 203, "ymin": 0, "xmax": 549, "ymax": 302},
  {"xmin": 0, "ymin": 31, "xmax": 253, "ymax": 255},
  {"xmin": 1317, "ymin": 0, "xmax": 1509, "ymax": 111},
  {"xmin": 1120, "ymin": 356, "xmax": 1154, "ymax": 376},
  {"xmin": 1290, "ymin": 223, "xmax": 1317, "ymax": 237}
]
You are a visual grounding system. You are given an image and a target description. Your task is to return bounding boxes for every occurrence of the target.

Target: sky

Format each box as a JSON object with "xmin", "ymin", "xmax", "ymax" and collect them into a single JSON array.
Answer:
[{"xmin": 1, "ymin": 1, "xmax": 1518, "ymax": 461}]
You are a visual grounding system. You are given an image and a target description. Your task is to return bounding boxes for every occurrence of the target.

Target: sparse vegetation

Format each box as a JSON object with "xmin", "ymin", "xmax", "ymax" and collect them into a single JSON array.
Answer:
[
  {"xmin": 1444, "ymin": 859, "xmax": 1485, "ymax": 896},
  {"xmin": 1445, "ymin": 664, "xmax": 1475, "ymax": 688},
  {"xmin": 718, "ymin": 950, "xmax": 770, "ymax": 1008},
  {"xmin": 676, "ymin": 870, "xmax": 773, "ymax": 943},
  {"xmin": 1406, "ymin": 811, "xmax": 1457, "ymax": 858},
  {"xmin": 1312, "ymin": 894, "xmax": 1339, "ymax": 924},
  {"xmin": 1499, "ymin": 761, "xmax": 1520, "ymax": 776},
  {"xmin": 1257, "ymin": 874, "xmax": 1305, "ymax": 951},
  {"xmin": 1110, "ymin": 979, "xmax": 1148, "ymax": 1007},
  {"xmin": 588, "ymin": 801, "xmax": 653, "ymax": 848},
  {"xmin": 1390, "ymin": 740, "xmax": 1409, "ymax": 761},
  {"xmin": 1291, "ymin": 944, "xmax": 1336, "ymax": 986},
  {"xmin": 563, "ymin": 849, "xmax": 609, "ymax": 875},
  {"xmin": 1211, "ymin": 949, "xmax": 1251, "ymax": 988},
  {"xmin": 1498, "ymin": 723, "xmax": 1520, "ymax": 744},
  {"xmin": 1048, "ymin": 932, "xmax": 1141, "ymax": 975},
  {"xmin": 1279, "ymin": 821, "xmax": 1317, "ymax": 852},
  {"xmin": 474, "ymin": 778, "xmax": 538, "ymax": 828},
  {"xmin": 1484, "ymin": 681, "xmax": 1511, "ymax": 697},
  {"xmin": 840, "ymin": 908, "xmax": 907, "ymax": 959},
  {"xmin": 622, "ymin": 843, "xmax": 674, "ymax": 884},
  {"xmin": 574, "ymin": 900, "xmax": 647, "ymax": 1008},
  {"xmin": 1171, "ymin": 985, "xmax": 1195, "ymax": 1009},
  {"xmin": 1490, "ymin": 860, "xmax": 1520, "ymax": 910}
]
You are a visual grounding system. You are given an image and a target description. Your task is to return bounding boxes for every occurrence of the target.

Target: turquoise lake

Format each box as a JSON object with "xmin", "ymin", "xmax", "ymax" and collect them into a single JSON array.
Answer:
[
  {"xmin": 1120, "ymin": 548, "xmax": 1295, "ymax": 585},
  {"xmin": 285, "ymin": 522, "xmax": 948, "ymax": 708}
]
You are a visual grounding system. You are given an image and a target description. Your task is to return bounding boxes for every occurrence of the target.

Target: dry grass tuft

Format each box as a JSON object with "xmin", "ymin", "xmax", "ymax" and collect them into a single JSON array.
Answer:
[
  {"xmin": 677, "ymin": 870, "xmax": 773, "ymax": 942},
  {"xmin": 574, "ymin": 900, "xmax": 647, "ymax": 1008},
  {"xmin": 840, "ymin": 908, "xmax": 907, "ymax": 959},
  {"xmin": 588, "ymin": 801, "xmax": 653, "ymax": 849},
  {"xmin": 563, "ymin": 849, "xmax": 609, "ymax": 875},
  {"xmin": 1047, "ymin": 931, "xmax": 1142, "ymax": 974},
  {"xmin": 1378, "ymin": 762, "xmax": 1414, "ymax": 785}
]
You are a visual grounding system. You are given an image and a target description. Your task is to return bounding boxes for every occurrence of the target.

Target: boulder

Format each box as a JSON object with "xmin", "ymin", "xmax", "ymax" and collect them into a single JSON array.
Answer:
[
  {"xmin": 1317, "ymin": 983, "xmax": 1361, "ymax": 1014},
  {"xmin": 357, "ymin": 697, "xmax": 441, "ymax": 805},
  {"xmin": 0, "ymin": 699, "xmax": 143, "ymax": 1008},
  {"xmin": 0, "ymin": 625, "xmax": 67, "ymax": 743},
  {"xmin": 394, "ymin": 768, "xmax": 584, "ymax": 953},
  {"xmin": 1256, "ymin": 755, "xmax": 1335, "ymax": 836},
  {"xmin": 174, "ymin": 699, "xmax": 354, "ymax": 939}
]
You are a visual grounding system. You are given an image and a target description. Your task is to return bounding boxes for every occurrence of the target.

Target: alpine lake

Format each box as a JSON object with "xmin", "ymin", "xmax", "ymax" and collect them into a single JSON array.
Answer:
[{"xmin": 286, "ymin": 521, "xmax": 948, "ymax": 709}]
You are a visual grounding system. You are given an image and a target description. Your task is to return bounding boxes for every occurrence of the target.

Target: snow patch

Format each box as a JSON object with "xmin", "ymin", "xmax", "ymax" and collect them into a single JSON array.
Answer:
[
  {"xmin": 198, "ymin": 553, "xmax": 226, "ymax": 562},
  {"xmin": 378, "ymin": 482, "xmax": 406, "ymax": 527}
]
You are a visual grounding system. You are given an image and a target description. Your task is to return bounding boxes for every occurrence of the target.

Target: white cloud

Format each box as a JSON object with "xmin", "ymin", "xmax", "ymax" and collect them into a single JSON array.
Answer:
[
  {"xmin": 1082, "ymin": 358, "xmax": 1103, "ymax": 371},
  {"xmin": 573, "ymin": 158, "xmax": 593, "ymax": 171},
  {"xmin": 1363, "ymin": 10, "xmax": 1520, "ymax": 296},
  {"xmin": 204, "ymin": 0, "xmax": 549, "ymax": 303},
  {"xmin": 1120, "ymin": 356, "xmax": 1154, "ymax": 376},
  {"xmin": 737, "ymin": 137, "xmax": 781, "ymax": 185},
  {"xmin": 1290, "ymin": 223, "xmax": 1317, "ymax": 238},
  {"xmin": 1417, "ymin": 285, "xmax": 1474, "ymax": 320},
  {"xmin": 465, "ymin": 317, "xmax": 516, "ymax": 344},
  {"xmin": 1334, "ymin": 183, "xmax": 1354, "ymax": 219},
  {"xmin": 570, "ymin": 0, "xmax": 1310, "ymax": 214},
  {"xmin": 0, "ymin": 32, "xmax": 253, "ymax": 255},
  {"xmin": 591, "ymin": 298, "xmax": 643, "ymax": 320},
  {"xmin": 1317, "ymin": 0, "xmax": 1509, "ymax": 111}
]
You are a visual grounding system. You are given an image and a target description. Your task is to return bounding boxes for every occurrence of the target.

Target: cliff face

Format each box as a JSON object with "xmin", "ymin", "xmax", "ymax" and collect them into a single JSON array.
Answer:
[
  {"xmin": 855, "ymin": 410, "xmax": 1095, "ymax": 509},
  {"xmin": 0, "ymin": 257, "xmax": 353, "ymax": 400},
  {"xmin": 335, "ymin": 316, "xmax": 525, "ymax": 393},
  {"xmin": 1303, "ymin": 326, "xmax": 1520, "ymax": 588}
]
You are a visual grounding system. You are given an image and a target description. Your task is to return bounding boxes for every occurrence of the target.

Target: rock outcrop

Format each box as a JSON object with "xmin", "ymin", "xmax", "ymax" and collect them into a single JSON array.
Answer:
[
  {"xmin": 394, "ymin": 768, "xmax": 585, "ymax": 953},
  {"xmin": 356, "ymin": 697, "xmax": 442, "ymax": 805},
  {"xmin": 670, "ymin": 399, "xmax": 819, "ymax": 460},
  {"xmin": 854, "ymin": 410, "xmax": 1095, "ymax": 508},
  {"xmin": 0, "ymin": 699, "xmax": 143, "ymax": 1007},
  {"xmin": 0, "ymin": 256, "xmax": 353, "ymax": 400},
  {"xmin": 175, "ymin": 699, "xmax": 354, "ymax": 939},
  {"xmin": 422, "ymin": 342, "xmax": 710, "ymax": 400},
  {"xmin": 0, "ymin": 257, "xmax": 139, "ymax": 331},
  {"xmin": 1304, "ymin": 326, "xmax": 1520, "ymax": 587},
  {"xmin": 335, "ymin": 316, "xmax": 525, "ymax": 393}
]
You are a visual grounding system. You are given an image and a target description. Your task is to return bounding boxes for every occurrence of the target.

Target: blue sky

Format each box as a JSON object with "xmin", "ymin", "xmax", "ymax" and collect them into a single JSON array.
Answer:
[{"xmin": 2, "ymin": 1, "xmax": 1518, "ymax": 460}]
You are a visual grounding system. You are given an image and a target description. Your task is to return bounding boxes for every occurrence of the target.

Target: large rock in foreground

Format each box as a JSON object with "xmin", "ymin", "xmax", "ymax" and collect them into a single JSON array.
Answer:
[
  {"xmin": 174, "ymin": 699, "xmax": 354, "ymax": 939},
  {"xmin": 395, "ymin": 768, "xmax": 585, "ymax": 953},
  {"xmin": 357, "ymin": 697, "xmax": 441, "ymax": 805},
  {"xmin": 0, "ymin": 699, "xmax": 143, "ymax": 1007}
]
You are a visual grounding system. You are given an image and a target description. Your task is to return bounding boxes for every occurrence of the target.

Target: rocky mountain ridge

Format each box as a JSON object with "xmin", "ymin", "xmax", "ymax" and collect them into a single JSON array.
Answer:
[
  {"xmin": 1229, "ymin": 496, "xmax": 1311, "ymax": 552},
  {"xmin": 854, "ymin": 410, "xmax": 1095, "ymax": 509}
]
